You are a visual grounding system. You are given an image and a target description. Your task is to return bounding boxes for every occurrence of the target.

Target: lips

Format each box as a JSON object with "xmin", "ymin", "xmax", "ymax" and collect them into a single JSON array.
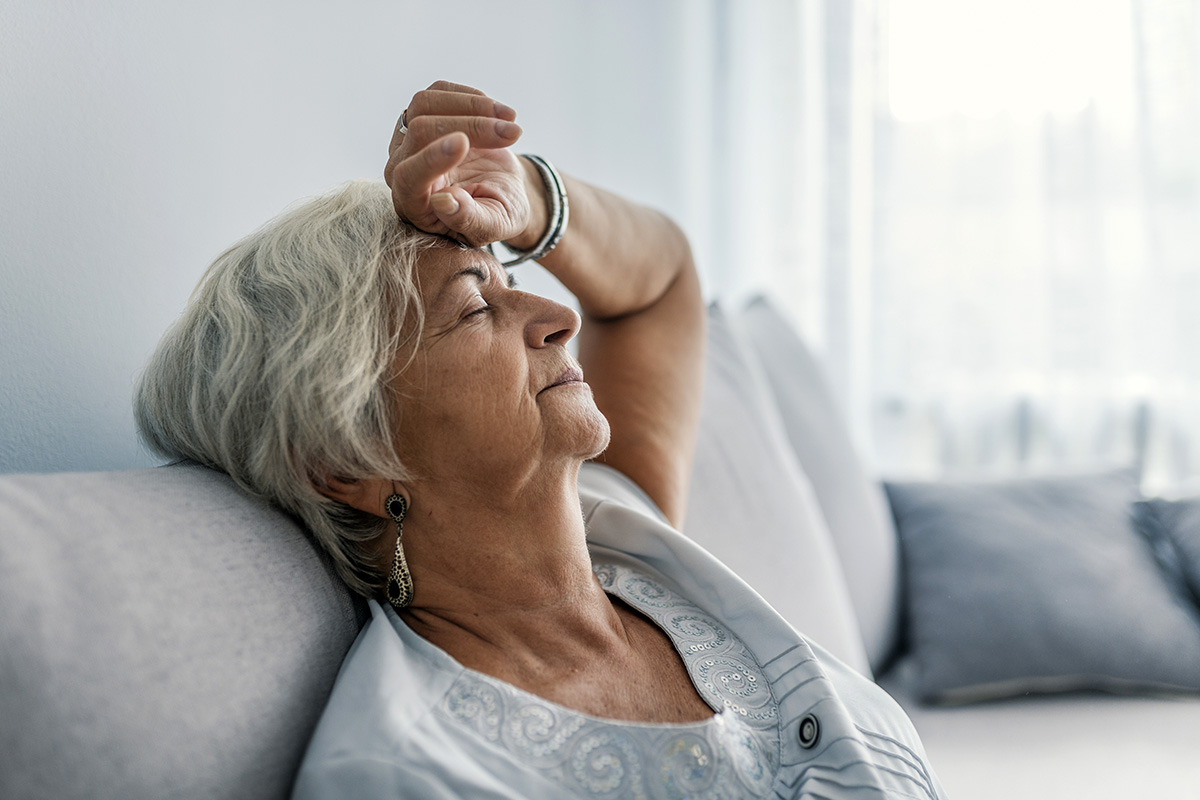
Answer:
[{"xmin": 542, "ymin": 367, "xmax": 585, "ymax": 393}]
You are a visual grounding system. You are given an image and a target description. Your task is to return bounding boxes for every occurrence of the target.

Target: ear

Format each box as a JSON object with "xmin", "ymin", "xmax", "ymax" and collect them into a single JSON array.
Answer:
[{"xmin": 313, "ymin": 475, "xmax": 396, "ymax": 519}]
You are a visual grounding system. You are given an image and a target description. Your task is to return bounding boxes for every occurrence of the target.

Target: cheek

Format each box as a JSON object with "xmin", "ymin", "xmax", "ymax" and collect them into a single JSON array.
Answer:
[{"xmin": 393, "ymin": 343, "xmax": 536, "ymax": 458}]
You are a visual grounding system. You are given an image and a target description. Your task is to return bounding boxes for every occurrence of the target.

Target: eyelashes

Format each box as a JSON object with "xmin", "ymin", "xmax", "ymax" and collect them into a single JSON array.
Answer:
[
  {"xmin": 465, "ymin": 304, "xmax": 492, "ymax": 319},
  {"xmin": 460, "ymin": 273, "xmax": 516, "ymax": 322}
]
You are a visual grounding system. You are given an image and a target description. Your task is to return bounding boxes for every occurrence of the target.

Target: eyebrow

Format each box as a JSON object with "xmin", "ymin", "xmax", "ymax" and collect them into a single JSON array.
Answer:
[
  {"xmin": 433, "ymin": 264, "xmax": 518, "ymax": 308},
  {"xmin": 433, "ymin": 265, "xmax": 485, "ymax": 306}
]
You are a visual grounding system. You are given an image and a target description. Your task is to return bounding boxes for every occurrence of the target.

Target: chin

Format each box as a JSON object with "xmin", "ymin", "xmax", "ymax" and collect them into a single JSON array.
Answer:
[
  {"xmin": 564, "ymin": 407, "xmax": 612, "ymax": 462},
  {"xmin": 582, "ymin": 414, "xmax": 612, "ymax": 460},
  {"xmin": 540, "ymin": 393, "xmax": 612, "ymax": 464}
]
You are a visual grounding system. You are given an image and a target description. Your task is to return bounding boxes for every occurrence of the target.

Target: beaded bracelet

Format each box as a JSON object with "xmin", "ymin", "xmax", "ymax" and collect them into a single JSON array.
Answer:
[{"xmin": 488, "ymin": 154, "xmax": 569, "ymax": 266}]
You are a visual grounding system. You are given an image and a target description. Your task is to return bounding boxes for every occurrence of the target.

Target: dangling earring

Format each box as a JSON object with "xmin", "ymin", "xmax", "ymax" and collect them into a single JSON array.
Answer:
[{"xmin": 384, "ymin": 492, "xmax": 413, "ymax": 610}]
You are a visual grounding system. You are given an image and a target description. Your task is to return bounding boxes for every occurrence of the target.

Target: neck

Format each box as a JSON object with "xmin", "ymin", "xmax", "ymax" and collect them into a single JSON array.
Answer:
[{"xmin": 397, "ymin": 460, "xmax": 625, "ymax": 675}]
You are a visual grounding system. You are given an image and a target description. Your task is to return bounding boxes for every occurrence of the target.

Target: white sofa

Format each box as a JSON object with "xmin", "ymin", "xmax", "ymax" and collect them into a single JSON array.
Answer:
[
  {"xmin": 2, "ymin": 298, "xmax": 1198, "ymax": 799},
  {"xmin": 687, "ymin": 299, "xmax": 1200, "ymax": 800}
]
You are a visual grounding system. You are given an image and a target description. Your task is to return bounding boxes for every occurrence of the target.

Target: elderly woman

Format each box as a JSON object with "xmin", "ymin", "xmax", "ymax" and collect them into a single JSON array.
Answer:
[{"xmin": 135, "ymin": 81, "xmax": 946, "ymax": 799}]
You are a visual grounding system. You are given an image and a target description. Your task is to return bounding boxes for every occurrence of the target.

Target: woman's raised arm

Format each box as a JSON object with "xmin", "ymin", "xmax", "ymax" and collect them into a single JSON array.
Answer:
[
  {"xmin": 535, "ymin": 175, "xmax": 704, "ymax": 529},
  {"xmin": 385, "ymin": 82, "xmax": 705, "ymax": 527}
]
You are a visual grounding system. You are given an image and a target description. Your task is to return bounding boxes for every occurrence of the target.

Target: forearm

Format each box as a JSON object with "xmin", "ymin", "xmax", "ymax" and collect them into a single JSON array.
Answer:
[
  {"xmin": 506, "ymin": 158, "xmax": 704, "ymax": 527},
  {"xmin": 384, "ymin": 80, "xmax": 705, "ymax": 525},
  {"xmin": 507, "ymin": 161, "xmax": 694, "ymax": 322}
]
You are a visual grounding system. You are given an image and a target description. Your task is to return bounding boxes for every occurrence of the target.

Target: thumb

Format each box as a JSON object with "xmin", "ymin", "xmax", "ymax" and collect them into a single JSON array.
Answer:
[
  {"xmin": 430, "ymin": 186, "xmax": 490, "ymax": 246},
  {"xmin": 430, "ymin": 190, "xmax": 463, "ymax": 218}
]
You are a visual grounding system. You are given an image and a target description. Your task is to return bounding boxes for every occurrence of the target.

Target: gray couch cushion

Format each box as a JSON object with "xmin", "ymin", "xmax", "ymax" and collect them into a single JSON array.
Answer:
[
  {"xmin": 684, "ymin": 304, "xmax": 870, "ymax": 675},
  {"xmin": 0, "ymin": 463, "xmax": 364, "ymax": 800},
  {"xmin": 885, "ymin": 471, "xmax": 1200, "ymax": 703},
  {"xmin": 738, "ymin": 296, "xmax": 901, "ymax": 672}
]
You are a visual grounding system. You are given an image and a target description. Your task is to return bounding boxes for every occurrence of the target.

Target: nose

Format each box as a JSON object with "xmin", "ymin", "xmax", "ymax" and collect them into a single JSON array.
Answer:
[{"xmin": 522, "ymin": 293, "xmax": 580, "ymax": 349}]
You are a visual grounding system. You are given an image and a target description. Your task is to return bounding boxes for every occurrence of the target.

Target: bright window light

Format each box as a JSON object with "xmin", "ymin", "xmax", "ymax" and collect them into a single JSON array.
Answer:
[{"xmin": 887, "ymin": 0, "xmax": 1134, "ymax": 121}]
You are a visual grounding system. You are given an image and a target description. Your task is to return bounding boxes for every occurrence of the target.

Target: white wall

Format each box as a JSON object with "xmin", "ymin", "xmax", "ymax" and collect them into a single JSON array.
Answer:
[{"xmin": 0, "ymin": 0, "xmax": 715, "ymax": 473}]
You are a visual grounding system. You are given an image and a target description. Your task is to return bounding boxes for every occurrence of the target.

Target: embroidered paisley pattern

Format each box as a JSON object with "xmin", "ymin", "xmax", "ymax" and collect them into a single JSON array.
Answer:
[
  {"xmin": 439, "ymin": 564, "xmax": 781, "ymax": 799},
  {"xmin": 568, "ymin": 729, "xmax": 643, "ymax": 796},
  {"xmin": 445, "ymin": 677, "xmax": 503, "ymax": 741},
  {"xmin": 503, "ymin": 703, "xmax": 588, "ymax": 762},
  {"xmin": 665, "ymin": 613, "xmax": 729, "ymax": 654},
  {"xmin": 618, "ymin": 572, "xmax": 678, "ymax": 609}
]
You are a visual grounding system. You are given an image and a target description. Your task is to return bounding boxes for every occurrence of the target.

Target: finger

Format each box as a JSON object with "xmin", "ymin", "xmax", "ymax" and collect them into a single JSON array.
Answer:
[
  {"xmin": 392, "ymin": 82, "xmax": 492, "ymax": 155},
  {"xmin": 408, "ymin": 90, "xmax": 517, "ymax": 122},
  {"xmin": 390, "ymin": 132, "xmax": 470, "ymax": 214},
  {"xmin": 406, "ymin": 114, "xmax": 521, "ymax": 150},
  {"xmin": 390, "ymin": 112, "xmax": 518, "ymax": 176},
  {"xmin": 425, "ymin": 80, "xmax": 487, "ymax": 96},
  {"xmin": 430, "ymin": 186, "xmax": 469, "ymax": 223},
  {"xmin": 430, "ymin": 186, "xmax": 496, "ymax": 248},
  {"xmin": 386, "ymin": 114, "xmax": 410, "ymax": 178}
]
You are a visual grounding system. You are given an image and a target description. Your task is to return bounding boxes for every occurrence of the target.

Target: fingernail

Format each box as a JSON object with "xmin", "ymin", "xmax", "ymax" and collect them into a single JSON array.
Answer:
[
  {"xmin": 495, "ymin": 120, "xmax": 521, "ymax": 139},
  {"xmin": 493, "ymin": 101, "xmax": 517, "ymax": 120},
  {"xmin": 441, "ymin": 135, "xmax": 459, "ymax": 155},
  {"xmin": 431, "ymin": 192, "xmax": 459, "ymax": 215}
]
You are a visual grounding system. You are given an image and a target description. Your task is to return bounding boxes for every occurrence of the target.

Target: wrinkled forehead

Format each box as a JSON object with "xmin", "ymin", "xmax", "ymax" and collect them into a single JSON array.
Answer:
[
  {"xmin": 412, "ymin": 240, "xmax": 517, "ymax": 314},
  {"xmin": 387, "ymin": 240, "xmax": 505, "ymax": 342},
  {"xmin": 414, "ymin": 240, "xmax": 505, "ymax": 293}
]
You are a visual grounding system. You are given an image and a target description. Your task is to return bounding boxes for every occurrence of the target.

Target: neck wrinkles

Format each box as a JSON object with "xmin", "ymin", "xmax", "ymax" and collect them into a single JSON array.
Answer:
[{"xmin": 396, "ymin": 462, "xmax": 626, "ymax": 671}]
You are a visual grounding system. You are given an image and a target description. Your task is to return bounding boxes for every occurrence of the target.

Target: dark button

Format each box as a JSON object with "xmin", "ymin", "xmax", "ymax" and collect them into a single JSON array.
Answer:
[{"xmin": 798, "ymin": 714, "xmax": 820, "ymax": 749}]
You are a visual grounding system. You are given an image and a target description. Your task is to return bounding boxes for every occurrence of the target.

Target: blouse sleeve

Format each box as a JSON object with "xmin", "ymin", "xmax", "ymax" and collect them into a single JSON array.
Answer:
[
  {"xmin": 293, "ymin": 754, "xmax": 458, "ymax": 800},
  {"xmin": 292, "ymin": 751, "xmax": 524, "ymax": 800}
]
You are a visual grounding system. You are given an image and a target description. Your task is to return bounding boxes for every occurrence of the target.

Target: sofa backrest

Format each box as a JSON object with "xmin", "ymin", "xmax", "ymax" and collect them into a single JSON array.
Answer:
[
  {"xmin": 738, "ymin": 296, "xmax": 902, "ymax": 672},
  {"xmin": 0, "ymin": 463, "xmax": 364, "ymax": 800},
  {"xmin": 0, "ymin": 297, "xmax": 901, "ymax": 798},
  {"xmin": 684, "ymin": 305, "xmax": 871, "ymax": 675}
]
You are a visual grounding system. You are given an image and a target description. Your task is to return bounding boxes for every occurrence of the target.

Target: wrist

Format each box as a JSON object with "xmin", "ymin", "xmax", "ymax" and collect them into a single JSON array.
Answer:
[
  {"xmin": 490, "ymin": 155, "xmax": 568, "ymax": 267},
  {"xmin": 506, "ymin": 156, "xmax": 549, "ymax": 252}
]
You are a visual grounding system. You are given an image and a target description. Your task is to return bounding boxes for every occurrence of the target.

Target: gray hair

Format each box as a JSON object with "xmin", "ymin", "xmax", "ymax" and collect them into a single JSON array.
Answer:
[{"xmin": 135, "ymin": 179, "xmax": 441, "ymax": 596}]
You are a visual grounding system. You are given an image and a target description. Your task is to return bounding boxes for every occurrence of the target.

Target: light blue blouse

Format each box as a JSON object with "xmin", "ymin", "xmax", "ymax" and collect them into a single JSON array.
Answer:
[{"xmin": 293, "ymin": 464, "xmax": 947, "ymax": 799}]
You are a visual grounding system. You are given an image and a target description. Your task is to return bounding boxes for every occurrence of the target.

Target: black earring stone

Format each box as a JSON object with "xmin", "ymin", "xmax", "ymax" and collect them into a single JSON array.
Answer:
[{"xmin": 386, "ymin": 494, "xmax": 407, "ymax": 523}]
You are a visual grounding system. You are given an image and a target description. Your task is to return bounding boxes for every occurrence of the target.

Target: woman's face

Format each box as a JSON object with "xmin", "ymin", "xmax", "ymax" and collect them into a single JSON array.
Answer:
[{"xmin": 390, "ymin": 244, "xmax": 609, "ymax": 490}]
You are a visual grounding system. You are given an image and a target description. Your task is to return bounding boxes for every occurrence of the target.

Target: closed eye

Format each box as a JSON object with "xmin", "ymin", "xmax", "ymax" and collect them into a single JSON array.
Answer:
[{"xmin": 463, "ymin": 290, "xmax": 493, "ymax": 319}]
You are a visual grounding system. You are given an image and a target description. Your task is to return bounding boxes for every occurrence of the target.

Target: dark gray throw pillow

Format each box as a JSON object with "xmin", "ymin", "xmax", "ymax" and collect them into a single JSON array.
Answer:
[
  {"xmin": 885, "ymin": 471, "xmax": 1200, "ymax": 704},
  {"xmin": 1135, "ymin": 496, "xmax": 1200, "ymax": 608}
]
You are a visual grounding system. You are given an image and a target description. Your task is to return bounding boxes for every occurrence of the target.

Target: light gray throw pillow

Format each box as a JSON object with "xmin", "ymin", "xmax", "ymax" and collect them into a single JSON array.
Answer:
[
  {"xmin": 1135, "ymin": 496, "xmax": 1200, "ymax": 608},
  {"xmin": 0, "ymin": 463, "xmax": 364, "ymax": 800},
  {"xmin": 885, "ymin": 471, "xmax": 1200, "ymax": 704}
]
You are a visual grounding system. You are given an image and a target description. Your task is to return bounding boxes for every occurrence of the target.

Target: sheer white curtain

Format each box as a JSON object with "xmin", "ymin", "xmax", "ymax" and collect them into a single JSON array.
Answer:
[
  {"xmin": 690, "ymin": 0, "xmax": 1200, "ymax": 492},
  {"xmin": 681, "ymin": 0, "xmax": 878, "ymax": 445},
  {"xmin": 872, "ymin": 0, "xmax": 1200, "ymax": 491}
]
